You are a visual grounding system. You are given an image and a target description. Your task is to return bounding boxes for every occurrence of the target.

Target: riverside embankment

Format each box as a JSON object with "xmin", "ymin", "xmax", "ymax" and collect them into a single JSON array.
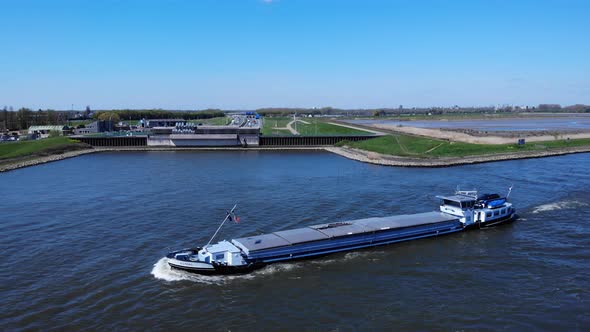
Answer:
[
  {"xmin": 326, "ymin": 145, "xmax": 590, "ymax": 167},
  {"xmin": 0, "ymin": 148, "xmax": 97, "ymax": 172}
]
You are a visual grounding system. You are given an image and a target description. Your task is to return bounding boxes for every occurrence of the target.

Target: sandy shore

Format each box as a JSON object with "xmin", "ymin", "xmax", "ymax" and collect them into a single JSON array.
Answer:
[
  {"xmin": 326, "ymin": 146, "xmax": 590, "ymax": 167},
  {"xmin": 370, "ymin": 124, "xmax": 590, "ymax": 144}
]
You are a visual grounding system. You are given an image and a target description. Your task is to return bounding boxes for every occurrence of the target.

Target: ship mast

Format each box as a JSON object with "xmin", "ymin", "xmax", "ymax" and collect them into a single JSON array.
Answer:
[{"xmin": 206, "ymin": 204, "xmax": 238, "ymax": 247}]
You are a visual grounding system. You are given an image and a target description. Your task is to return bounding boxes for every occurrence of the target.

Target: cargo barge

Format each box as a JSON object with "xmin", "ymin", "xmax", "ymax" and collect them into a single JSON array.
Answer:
[{"xmin": 166, "ymin": 188, "xmax": 516, "ymax": 275}]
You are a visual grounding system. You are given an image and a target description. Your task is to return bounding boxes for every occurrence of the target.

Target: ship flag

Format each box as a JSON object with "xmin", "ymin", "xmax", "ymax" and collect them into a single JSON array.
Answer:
[{"xmin": 227, "ymin": 211, "xmax": 240, "ymax": 223}]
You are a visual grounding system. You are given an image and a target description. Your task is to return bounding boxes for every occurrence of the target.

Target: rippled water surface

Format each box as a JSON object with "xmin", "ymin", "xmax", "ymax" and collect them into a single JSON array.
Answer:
[{"xmin": 1, "ymin": 151, "xmax": 589, "ymax": 330}]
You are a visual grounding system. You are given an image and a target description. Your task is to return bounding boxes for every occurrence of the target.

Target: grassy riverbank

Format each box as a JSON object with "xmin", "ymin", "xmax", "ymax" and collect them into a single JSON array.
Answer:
[
  {"xmin": 261, "ymin": 117, "xmax": 293, "ymax": 135},
  {"xmin": 262, "ymin": 117, "xmax": 373, "ymax": 136},
  {"xmin": 337, "ymin": 134, "xmax": 590, "ymax": 158},
  {"xmin": 297, "ymin": 121, "xmax": 372, "ymax": 136},
  {"xmin": 0, "ymin": 137, "xmax": 91, "ymax": 161}
]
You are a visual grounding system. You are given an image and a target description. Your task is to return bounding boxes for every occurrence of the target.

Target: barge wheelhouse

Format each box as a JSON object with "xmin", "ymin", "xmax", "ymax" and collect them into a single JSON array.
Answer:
[{"xmin": 437, "ymin": 189, "xmax": 516, "ymax": 229}]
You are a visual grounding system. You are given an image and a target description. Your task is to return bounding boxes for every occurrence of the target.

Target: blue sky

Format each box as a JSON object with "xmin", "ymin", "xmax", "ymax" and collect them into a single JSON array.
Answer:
[{"xmin": 1, "ymin": 0, "xmax": 589, "ymax": 110}]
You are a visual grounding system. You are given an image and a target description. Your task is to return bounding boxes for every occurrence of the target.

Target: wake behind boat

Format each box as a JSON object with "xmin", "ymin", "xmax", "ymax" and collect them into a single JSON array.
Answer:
[{"xmin": 166, "ymin": 187, "xmax": 517, "ymax": 275}]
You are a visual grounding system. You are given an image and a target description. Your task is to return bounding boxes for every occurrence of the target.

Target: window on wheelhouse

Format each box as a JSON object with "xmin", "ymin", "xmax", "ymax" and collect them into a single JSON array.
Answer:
[
  {"xmin": 215, "ymin": 253, "xmax": 225, "ymax": 261},
  {"xmin": 443, "ymin": 199, "xmax": 461, "ymax": 208},
  {"xmin": 462, "ymin": 200, "xmax": 475, "ymax": 208}
]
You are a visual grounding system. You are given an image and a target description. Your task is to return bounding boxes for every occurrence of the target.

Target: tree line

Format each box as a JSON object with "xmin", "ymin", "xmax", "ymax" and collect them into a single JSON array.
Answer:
[
  {"xmin": 0, "ymin": 108, "xmax": 226, "ymax": 131},
  {"xmin": 0, "ymin": 108, "xmax": 73, "ymax": 131},
  {"xmin": 94, "ymin": 109, "xmax": 225, "ymax": 122}
]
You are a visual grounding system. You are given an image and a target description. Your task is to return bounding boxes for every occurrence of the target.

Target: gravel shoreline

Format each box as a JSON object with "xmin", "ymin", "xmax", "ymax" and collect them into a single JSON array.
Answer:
[
  {"xmin": 2, "ymin": 145, "xmax": 589, "ymax": 173},
  {"xmin": 325, "ymin": 146, "xmax": 590, "ymax": 167},
  {"xmin": 0, "ymin": 149, "xmax": 98, "ymax": 173}
]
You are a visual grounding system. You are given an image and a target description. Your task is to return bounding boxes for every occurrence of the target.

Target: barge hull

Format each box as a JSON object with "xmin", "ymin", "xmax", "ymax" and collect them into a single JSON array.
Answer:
[
  {"xmin": 232, "ymin": 212, "xmax": 463, "ymax": 263},
  {"xmin": 168, "ymin": 261, "xmax": 264, "ymax": 275},
  {"xmin": 259, "ymin": 221, "xmax": 462, "ymax": 263},
  {"xmin": 465, "ymin": 213, "xmax": 517, "ymax": 229}
]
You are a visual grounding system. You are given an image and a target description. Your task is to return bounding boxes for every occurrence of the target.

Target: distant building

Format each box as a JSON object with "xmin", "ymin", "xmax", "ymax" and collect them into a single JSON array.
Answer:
[
  {"xmin": 73, "ymin": 121, "xmax": 112, "ymax": 135},
  {"xmin": 28, "ymin": 125, "xmax": 69, "ymax": 138},
  {"xmin": 115, "ymin": 122, "xmax": 131, "ymax": 131}
]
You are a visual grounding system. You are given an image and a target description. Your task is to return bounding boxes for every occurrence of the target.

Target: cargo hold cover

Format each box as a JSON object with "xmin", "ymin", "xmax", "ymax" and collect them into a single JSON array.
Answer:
[{"xmin": 232, "ymin": 211, "xmax": 459, "ymax": 255}]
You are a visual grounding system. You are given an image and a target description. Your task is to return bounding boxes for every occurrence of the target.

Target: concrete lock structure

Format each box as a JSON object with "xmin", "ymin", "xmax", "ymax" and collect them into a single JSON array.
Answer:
[
  {"xmin": 148, "ymin": 126, "xmax": 260, "ymax": 147},
  {"xmin": 73, "ymin": 116, "xmax": 378, "ymax": 148},
  {"xmin": 75, "ymin": 134, "xmax": 377, "ymax": 147}
]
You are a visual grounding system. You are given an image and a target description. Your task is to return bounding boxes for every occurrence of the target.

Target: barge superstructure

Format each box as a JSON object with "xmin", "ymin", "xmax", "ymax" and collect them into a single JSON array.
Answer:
[{"xmin": 166, "ymin": 188, "xmax": 516, "ymax": 275}]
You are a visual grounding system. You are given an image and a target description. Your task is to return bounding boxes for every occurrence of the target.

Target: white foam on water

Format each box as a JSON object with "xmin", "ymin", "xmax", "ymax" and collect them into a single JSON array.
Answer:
[
  {"xmin": 151, "ymin": 257, "xmax": 302, "ymax": 284},
  {"xmin": 532, "ymin": 200, "xmax": 588, "ymax": 214},
  {"xmin": 345, "ymin": 250, "xmax": 386, "ymax": 260},
  {"xmin": 151, "ymin": 257, "xmax": 220, "ymax": 284},
  {"xmin": 343, "ymin": 251, "xmax": 366, "ymax": 260},
  {"xmin": 151, "ymin": 250, "xmax": 388, "ymax": 283},
  {"xmin": 310, "ymin": 250, "xmax": 385, "ymax": 266},
  {"xmin": 253, "ymin": 261, "xmax": 303, "ymax": 275}
]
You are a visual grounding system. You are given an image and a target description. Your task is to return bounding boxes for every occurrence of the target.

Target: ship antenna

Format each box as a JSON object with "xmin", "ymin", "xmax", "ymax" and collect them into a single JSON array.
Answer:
[{"xmin": 206, "ymin": 204, "xmax": 238, "ymax": 247}]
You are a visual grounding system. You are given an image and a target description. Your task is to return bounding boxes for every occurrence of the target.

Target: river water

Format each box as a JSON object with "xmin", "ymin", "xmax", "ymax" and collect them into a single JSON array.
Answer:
[
  {"xmin": 347, "ymin": 117, "xmax": 590, "ymax": 131},
  {"xmin": 1, "ymin": 151, "xmax": 589, "ymax": 330}
]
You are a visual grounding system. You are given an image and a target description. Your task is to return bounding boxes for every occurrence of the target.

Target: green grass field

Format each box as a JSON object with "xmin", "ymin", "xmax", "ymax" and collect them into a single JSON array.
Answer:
[
  {"xmin": 337, "ymin": 134, "xmax": 590, "ymax": 158},
  {"xmin": 190, "ymin": 117, "xmax": 230, "ymax": 126},
  {"xmin": 297, "ymin": 120, "xmax": 373, "ymax": 136},
  {"xmin": 0, "ymin": 137, "xmax": 88, "ymax": 160},
  {"xmin": 262, "ymin": 117, "xmax": 373, "ymax": 136},
  {"xmin": 261, "ymin": 117, "xmax": 293, "ymax": 135}
]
